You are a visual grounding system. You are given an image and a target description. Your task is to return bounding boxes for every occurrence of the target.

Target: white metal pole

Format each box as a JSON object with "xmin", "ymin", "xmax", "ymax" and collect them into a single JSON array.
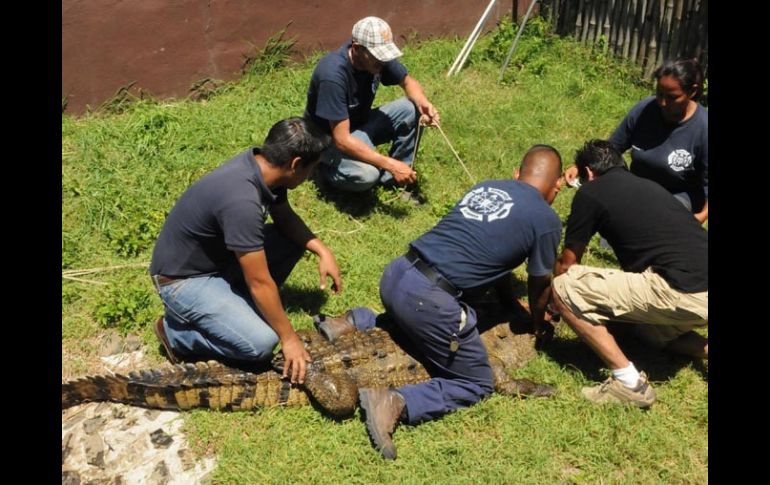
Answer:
[
  {"xmin": 499, "ymin": 0, "xmax": 539, "ymax": 81},
  {"xmin": 453, "ymin": 25, "xmax": 485, "ymax": 76},
  {"xmin": 447, "ymin": 0, "xmax": 498, "ymax": 77}
]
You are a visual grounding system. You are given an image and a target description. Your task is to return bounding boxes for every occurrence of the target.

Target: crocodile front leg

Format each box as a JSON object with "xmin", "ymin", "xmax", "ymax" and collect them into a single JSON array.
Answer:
[
  {"xmin": 489, "ymin": 357, "xmax": 556, "ymax": 397},
  {"xmin": 303, "ymin": 368, "xmax": 360, "ymax": 418}
]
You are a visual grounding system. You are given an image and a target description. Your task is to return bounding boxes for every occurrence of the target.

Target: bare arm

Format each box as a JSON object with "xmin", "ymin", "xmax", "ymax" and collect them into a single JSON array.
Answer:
[
  {"xmin": 271, "ymin": 201, "xmax": 342, "ymax": 293},
  {"xmin": 400, "ymin": 74, "xmax": 440, "ymax": 126},
  {"xmin": 236, "ymin": 250, "xmax": 310, "ymax": 384},
  {"xmin": 329, "ymin": 118, "xmax": 416, "ymax": 185},
  {"xmin": 554, "ymin": 244, "xmax": 585, "ymax": 276},
  {"xmin": 528, "ymin": 274, "xmax": 554, "ymax": 345},
  {"xmin": 694, "ymin": 199, "xmax": 708, "ymax": 224}
]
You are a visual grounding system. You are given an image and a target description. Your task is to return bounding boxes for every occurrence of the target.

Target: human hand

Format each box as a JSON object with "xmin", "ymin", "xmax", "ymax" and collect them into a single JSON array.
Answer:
[
  {"xmin": 388, "ymin": 158, "xmax": 417, "ymax": 185},
  {"xmin": 417, "ymin": 101, "xmax": 440, "ymax": 126},
  {"xmin": 563, "ymin": 166, "xmax": 580, "ymax": 187},
  {"xmin": 318, "ymin": 250, "xmax": 342, "ymax": 294},
  {"xmin": 281, "ymin": 335, "xmax": 312, "ymax": 384}
]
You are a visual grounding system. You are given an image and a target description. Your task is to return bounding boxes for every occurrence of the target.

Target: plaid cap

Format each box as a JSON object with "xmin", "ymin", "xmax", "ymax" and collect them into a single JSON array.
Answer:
[{"xmin": 351, "ymin": 16, "xmax": 403, "ymax": 62}]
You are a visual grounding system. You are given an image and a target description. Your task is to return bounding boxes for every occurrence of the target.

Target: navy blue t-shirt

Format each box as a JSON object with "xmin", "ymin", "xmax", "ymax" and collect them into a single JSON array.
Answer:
[
  {"xmin": 564, "ymin": 167, "xmax": 708, "ymax": 293},
  {"xmin": 149, "ymin": 147, "xmax": 287, "ymax": 278},
  {"xmin": 411, "ymin": 180, "xmax": 562, "ymax": 291},
  {"xmin": 304, "ymin": 40, "xmax": 408, "ymax": 134},
  {"xmin": 609, "ymin": 96, "xmax": 708, "ymax": 211}
]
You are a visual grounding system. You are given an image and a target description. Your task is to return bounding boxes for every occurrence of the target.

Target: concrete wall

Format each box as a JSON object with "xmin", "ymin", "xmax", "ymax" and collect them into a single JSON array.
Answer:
[{"xmin": 62, "ymin": 0, "xmax": 524, "ymax": 114}]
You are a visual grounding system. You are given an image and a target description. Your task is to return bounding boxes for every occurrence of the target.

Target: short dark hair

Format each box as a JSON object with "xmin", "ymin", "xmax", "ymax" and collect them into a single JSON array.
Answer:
[
  {"xmin": 653, "ymin": 58, "xmax": 704, "ymax": 101},
  {"xmin": 261, "ymin": 117, "xmax": 331, "ymax": 167},
  {"xmin": 574, "ymin": 139, "xmax": 626, "ymax": 179}
]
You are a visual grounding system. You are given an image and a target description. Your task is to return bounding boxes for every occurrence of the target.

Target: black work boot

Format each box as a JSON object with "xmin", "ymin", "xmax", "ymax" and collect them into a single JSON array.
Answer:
[
  {"xmin": 314, "ymin": 312, "xmax": 357, "ymax": 342},
  {"xmin": 358, "ymin": 387, "xmax": 406, "ymax": 460}
]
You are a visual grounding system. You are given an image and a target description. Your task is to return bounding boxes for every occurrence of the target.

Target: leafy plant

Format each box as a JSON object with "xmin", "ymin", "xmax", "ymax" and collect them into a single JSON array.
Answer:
[
  {"xmin": 107, "ymin": 209, "xmax": 166, "ymax": 258},
  {"xmin": 484, "ymin": 16, "xmax": 555, "ymax": 81},
  {"xmin": 94, "ymin": 276, "xmax": 156, "ymax": 333}
]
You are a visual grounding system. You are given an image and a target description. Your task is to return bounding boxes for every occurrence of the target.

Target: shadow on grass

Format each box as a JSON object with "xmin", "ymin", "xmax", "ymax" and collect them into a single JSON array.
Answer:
[
  {"xmin": 457, "ymin": 282, "xmax": 708, "ymax": 384},
  {"xmin": 281, "ymin": 285, "xmax": 327, "ymax": 316},
  {"xmin": 540, "ymin": 327, "xmax": 708, "ymax": 383},
  {"xmin": 310, "ymin": 170, "xmax": 420, "ymax": 219}
]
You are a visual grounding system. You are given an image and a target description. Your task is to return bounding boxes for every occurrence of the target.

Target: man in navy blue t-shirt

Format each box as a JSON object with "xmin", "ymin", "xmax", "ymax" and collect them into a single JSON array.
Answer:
[
  {"xmin": 149, "ymin": 118, "xmax": 342, "ymax": 385},
  {"xmin": 318, "ymin": 146, "xmax": 564, "ymax": 459},
  {"xmin": 304, "ymin": 16, "xmax": 439, "ymax": 192}
]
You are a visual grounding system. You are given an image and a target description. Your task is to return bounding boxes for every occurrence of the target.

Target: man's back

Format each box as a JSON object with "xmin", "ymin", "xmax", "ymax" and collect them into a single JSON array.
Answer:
[
  {"xmin": 565, "ymin": 167, "xmax": 707, "ymax": 292},
  {"xmin": 412, "ymin": 179, "xmax": 562, "ymax": 291}
]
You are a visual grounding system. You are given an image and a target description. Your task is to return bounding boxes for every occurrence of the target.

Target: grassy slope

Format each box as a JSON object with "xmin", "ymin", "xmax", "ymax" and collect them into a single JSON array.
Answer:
[{"xmin": 62, "ymin": 20, "xmax": 707, "ymax": 484}]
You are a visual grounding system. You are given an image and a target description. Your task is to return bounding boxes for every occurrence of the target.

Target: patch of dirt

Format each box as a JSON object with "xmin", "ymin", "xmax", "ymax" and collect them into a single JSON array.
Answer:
[
  {"xmin": 62, "ymin": 344, "xmax": 216, "ymax": 483},
  {"xmin": 63, "ymin": 330, "xmax": 149, "ymax": 381}
]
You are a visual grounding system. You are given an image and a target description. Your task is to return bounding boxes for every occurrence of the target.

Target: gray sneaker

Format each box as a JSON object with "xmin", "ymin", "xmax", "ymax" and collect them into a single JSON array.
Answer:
[{"xmin": 581, "ymin": 372, "xmax": 656, "ymax": 408}]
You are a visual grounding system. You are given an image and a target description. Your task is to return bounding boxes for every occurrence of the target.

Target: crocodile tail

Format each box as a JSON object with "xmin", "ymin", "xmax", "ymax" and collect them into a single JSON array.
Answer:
[{"xmin": 62, "ymin": 361, "xmax": 311, "ymax": 411}]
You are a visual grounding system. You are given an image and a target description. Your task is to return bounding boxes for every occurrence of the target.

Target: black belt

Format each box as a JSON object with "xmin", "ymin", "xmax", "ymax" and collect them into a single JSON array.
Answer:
[
  {"xmin": 151, "ymin": 274, "xmax": 182, "ymax": 289},
  {"xmin": 405, "ymin": 248, "xmax": 460, "ymax": 296}
]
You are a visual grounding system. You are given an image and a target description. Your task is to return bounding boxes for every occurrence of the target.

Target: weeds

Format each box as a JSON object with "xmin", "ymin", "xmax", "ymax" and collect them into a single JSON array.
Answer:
[
  {"xmin": 241, "ymin": 23, "xmax": 297, "ymax": 76},
  {"xmin": 93, "ymin": 274, "xmax": 156, "ymax": 334}
]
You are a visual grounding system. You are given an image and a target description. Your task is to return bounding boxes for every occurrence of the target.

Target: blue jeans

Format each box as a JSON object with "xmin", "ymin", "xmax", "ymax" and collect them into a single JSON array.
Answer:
[
  {"xmin": 156, "ymin": 225, "xmax": 304, "ymax": 363},
  {"xmin": 349, "ymin": 256, "xmax": 494, "ymax": 424},
  {"xmin": 321, "ymin": 97, "xmax": 418, "ymax": 192}
]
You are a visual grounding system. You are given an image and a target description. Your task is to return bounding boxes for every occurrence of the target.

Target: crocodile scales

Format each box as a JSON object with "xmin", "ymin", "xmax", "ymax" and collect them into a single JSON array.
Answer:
[{"xmin": 62, "ymin": 321, "xmax": 554, "ymax": 418}]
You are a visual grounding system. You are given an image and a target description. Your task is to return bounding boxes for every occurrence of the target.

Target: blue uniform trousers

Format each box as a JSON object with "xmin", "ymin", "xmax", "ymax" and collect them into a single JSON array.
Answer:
[{"xmin": 350, "ymin": 255, "xmax": 494, "ymax": 424}]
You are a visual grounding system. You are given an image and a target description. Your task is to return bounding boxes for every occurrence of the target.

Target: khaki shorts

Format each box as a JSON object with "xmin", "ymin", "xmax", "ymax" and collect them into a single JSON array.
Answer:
[{"xmin": 552, "ymin": 265, "xmax": 708, "ymax": 348}]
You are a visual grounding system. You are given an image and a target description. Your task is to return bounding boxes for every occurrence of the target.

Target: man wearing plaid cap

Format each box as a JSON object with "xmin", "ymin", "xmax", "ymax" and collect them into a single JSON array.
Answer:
[{"xmin": 304, "ymin": 16, "xmax": 440, "ymax": 192}]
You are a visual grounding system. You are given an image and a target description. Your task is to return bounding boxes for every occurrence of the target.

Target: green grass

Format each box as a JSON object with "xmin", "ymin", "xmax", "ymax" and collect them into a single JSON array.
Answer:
[{"xmin": 62, "ymin": 19, "xmax": 707, "ymax": 484}]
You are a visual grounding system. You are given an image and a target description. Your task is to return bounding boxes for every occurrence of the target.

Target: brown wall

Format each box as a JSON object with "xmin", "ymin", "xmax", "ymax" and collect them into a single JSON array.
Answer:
[{"xmin": 63, "ymin": 0, "xmax": 524, "ymax": 114}]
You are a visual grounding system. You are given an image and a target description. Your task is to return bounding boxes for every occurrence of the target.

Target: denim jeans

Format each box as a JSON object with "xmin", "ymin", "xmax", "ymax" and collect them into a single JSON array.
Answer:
[
  {"xmin": 321, "ymin": 97, "xmax": 418, "ymax": 192},
  {"xmin": 156, "ymin": 225, "xmax": 304, "ymax": 363}
]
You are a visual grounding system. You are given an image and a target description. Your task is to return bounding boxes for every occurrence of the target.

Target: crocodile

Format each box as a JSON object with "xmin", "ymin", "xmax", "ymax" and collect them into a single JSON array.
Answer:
[{"xmin": 62, "ymin": 318, "xmax": 554, "ymax": 418}]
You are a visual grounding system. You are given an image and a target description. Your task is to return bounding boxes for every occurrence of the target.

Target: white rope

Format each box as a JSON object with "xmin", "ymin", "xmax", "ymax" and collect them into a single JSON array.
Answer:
[
  {"xmin": 62, "ymin": 275, "xmax": 108, "ymax": 285},
  {"xmin": 315, "ymin": 214, "xmax": 365, "ymax": 235},
  {"xmin": 62, "ymin": 262, "xmax": 148, "ymax": 277},
  {"xmin": 435, "ymin": 124, "xmax": 476, "ymax": 183}
]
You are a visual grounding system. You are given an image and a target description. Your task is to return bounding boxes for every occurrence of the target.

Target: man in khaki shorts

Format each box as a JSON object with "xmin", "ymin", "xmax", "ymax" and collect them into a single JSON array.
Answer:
[{"xmin": 551, "ymin": 140, "xmax": 707, "ymax": 408}]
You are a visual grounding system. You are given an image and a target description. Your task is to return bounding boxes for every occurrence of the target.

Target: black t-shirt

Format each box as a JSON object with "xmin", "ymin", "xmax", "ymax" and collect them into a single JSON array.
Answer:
[
  {"xmin": 411, "ymin": 180, "xmax": 562, "ymax": 291},
  {"xmin": 149, "ymin": 147, "xmax": 287, "ymax": 278},
  {"xmin": 564, "ymin": 167, "xmax": 708, "ymax": 292},
  {"xmin": 609, "ymin": 96, "xmax": 708, "ymax": 211},
  {"xmin": 304, "ymin": 40, "xmax": 408, "ymax": 134}
]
